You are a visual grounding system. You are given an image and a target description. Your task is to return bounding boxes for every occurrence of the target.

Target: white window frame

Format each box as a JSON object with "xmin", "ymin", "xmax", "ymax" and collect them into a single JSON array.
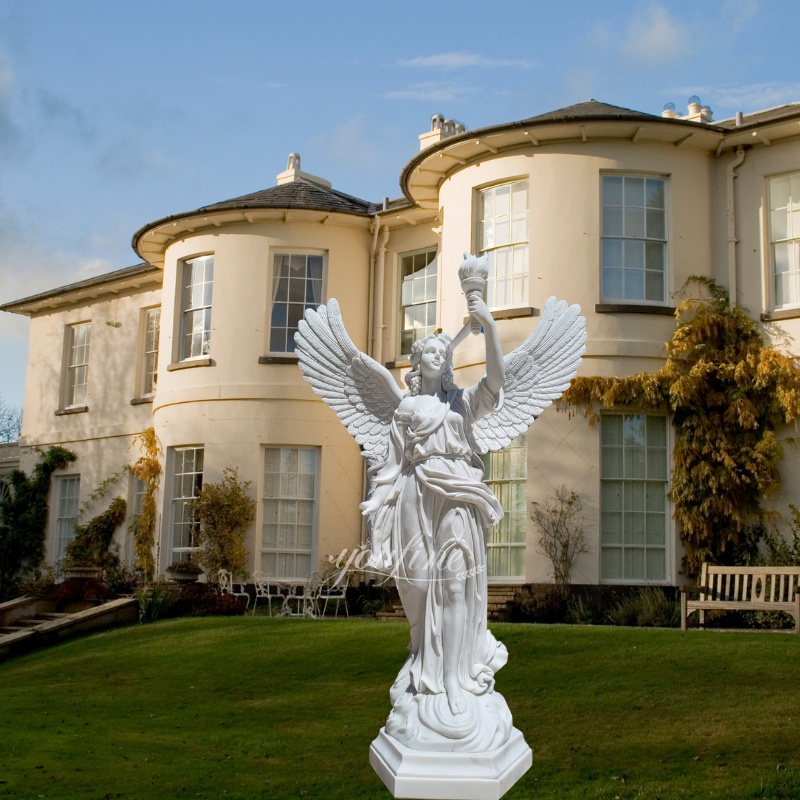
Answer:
[
  {"xmin": 600, "ymin": 413, "xmax": 670, "ymax": 584},
  {"xmin": 260, "ymin": 446, "xmax": 320, "ymax": 581},
  {"xmin": 768, "ymin": 171, "xmax": 800, "ymax": 311},
  {"xmin": 139, "ymin": 306, "xmax": 161, "ymax": 397},
  {"xmin": 54, "ymin": 475, "xmax": 80, "ymax": 562},
  {"xmin": 397, "ymin": 248, "xmax": 438, "ymax": 357},
  {"xmin": 477, "ymin": 180, "xmax": 529, "ymax": 310},
  {"xmin": 482, "ymin": 433, "xmax": 527, "ymax": 582},
  {"xmin": 168, "ymin": 446, "xmax": 204, "ymax": 563},
  {"xmin": 268, "ymin": 252, "xmax": 326, "ymax": 355},
  {"xmin": 64, "ymin": 322, "xmax": 91, "ymax": 407},
  {"xmin": 179, "ymin": 255, "xmax": 214, "ymax": 361},
  {"xmin": 601, "ymin": 174, "xmax": 668, "ymax": 305}
]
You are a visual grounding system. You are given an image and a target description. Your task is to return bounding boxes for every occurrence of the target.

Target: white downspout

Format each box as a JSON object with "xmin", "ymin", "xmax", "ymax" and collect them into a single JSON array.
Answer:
[
  {"xmin": 368, "ymin": 215, "xmax": 380, "ymax": 358},
  {"xmin": 726, "ymin": 146, "xmax": 747, "ymax": 302},
  {"xmin": 374, "ymin": 226, "xmax": 390, "ymax": 365}
]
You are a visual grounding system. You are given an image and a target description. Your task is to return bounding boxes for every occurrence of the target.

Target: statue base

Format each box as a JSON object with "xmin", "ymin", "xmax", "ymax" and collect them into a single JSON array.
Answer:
[{"xmin": 369, "ymin": 727, "xmax": 532, "ymax": 800}]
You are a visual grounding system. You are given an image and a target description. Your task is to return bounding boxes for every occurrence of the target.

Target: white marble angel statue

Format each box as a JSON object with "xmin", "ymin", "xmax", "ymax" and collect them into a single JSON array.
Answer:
[{"xmin": 295, "ymin": 254, "xmax": 586, "ymax": 756}]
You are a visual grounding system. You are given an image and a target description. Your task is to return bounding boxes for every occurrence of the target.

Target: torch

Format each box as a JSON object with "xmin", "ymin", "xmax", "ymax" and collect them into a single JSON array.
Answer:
[{"xmin": 458, "ymin": 253, "xmax": 489, "ymax": 335}]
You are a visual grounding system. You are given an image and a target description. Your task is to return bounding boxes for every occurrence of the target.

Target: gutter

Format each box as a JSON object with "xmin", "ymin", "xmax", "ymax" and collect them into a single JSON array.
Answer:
[{"xmin": 726, "ymin": 147, "xmax": 747, "ymax": 302}]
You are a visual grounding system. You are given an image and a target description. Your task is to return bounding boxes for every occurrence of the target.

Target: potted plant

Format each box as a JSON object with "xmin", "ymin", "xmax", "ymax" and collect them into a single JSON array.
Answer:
[{"xmin": 166, "ymin": 557, "xmax": 203, "ymax": 584}]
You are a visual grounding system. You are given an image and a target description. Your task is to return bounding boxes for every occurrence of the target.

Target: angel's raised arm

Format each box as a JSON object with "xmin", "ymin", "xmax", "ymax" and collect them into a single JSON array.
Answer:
[{"xmin": 294, "ymin": 299, "xmax": 403, "ymax": 471}]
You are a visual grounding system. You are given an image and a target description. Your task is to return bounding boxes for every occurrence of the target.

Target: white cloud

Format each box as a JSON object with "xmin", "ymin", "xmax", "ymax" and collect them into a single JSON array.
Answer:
[
  {"xmin": 720, "ymin": 0, "xmax": 760, "ymax": 35},
  {"xmin": 0, "ymin": 203, "xmax": 115, "ymax": 407},
  {"xmin": 671, "ymin": 82, "xmax": 800, "ymax": 116},
  {"xmin": 0, "ymin": 50, "xmax": 21, "ymax": 153},
  {"xmin": 98, "ymin": 133, "xmax": 181, "ymax": 181},
  {"xmin": 384, "ymin": 83, "xmax": 477, "ymax": 103},
  {"xmin": 622, "ymin": 3, "xmax": 689, "ymax": 66},
  {"xmin": 398, "ymin": 52, "xmax": 533, "ymax": 70},
  {"xmin": 315, "ymin": 113, "xmax": 395, "ymax": 181}
]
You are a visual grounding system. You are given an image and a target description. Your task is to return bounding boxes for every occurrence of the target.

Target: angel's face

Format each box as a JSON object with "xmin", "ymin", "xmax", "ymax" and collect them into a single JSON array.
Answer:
[{"xmin": 419, "ymin": 340, "xmax": 448, "ymax": 377}]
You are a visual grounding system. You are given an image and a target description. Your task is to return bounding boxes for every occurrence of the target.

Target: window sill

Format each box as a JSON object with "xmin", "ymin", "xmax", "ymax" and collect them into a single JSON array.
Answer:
[
  {"xmin": 55, "ymin": 405, "xmax": 88, "ymax": 416},
  {"xmin": 761, "ymin": 308, "xmax": 800, "ymax": 322},
  {"xmin": 166, "ymin": 357, "xmax": 215, "ymax": 371},
  {"xmin": 595, "ymin": 303, "xmax": 676, "ymax": 316},
  {"xmin": 385, "ymin": 357, "xmax": 411, "ymax": 370},
  {"xmin": 130, "ymin": 396, "xmax": 154, "ymax": 406},
  {"xmin": 462, "ymin": 306, "xmax": 539, "ymax": 325},
  {"xmin": 258, "ymin": 355, "xmax": 298, "ymax": 365}
]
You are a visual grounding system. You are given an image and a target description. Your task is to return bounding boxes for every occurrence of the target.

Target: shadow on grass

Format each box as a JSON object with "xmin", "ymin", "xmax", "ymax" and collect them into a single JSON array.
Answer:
[{"xmin": 1, "ymin": 620, "xmax": 799, "ymax": 799}]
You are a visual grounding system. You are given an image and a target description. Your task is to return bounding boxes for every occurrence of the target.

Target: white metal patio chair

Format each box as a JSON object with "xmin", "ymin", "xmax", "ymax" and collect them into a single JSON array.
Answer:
[
  {"xmin": 282, "ymin": 572, "xmax": 323, "ymax": 618},
  {"xmin": 317, "ymin": 569, "xmax": 350, "ymax": 617},
  {"xmin": 251, "ymin": 571, "xmax": 283, "ymax": 616},
  {"xmin": 218, "ymin": 568, "xmax": 251, "ymax": 609}
]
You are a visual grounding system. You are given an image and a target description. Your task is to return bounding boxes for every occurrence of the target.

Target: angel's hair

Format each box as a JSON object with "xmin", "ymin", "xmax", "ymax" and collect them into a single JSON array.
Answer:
[{"xmin": 405, "ymin": 333, "xmax": 457, "ymax": 396}]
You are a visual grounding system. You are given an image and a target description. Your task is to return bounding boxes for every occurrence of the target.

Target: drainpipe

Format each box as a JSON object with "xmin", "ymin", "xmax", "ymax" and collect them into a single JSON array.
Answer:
[
  {"xmin": 374, "ymin": 226, "xmax": 390, "ymax": 365},
  {"xmin": 726, "ymin": 146, "xmax": 747, "ymax": 302},
  {"xmin": 368, "ymin": 215, "xmax": 380, "ymax": 358}
]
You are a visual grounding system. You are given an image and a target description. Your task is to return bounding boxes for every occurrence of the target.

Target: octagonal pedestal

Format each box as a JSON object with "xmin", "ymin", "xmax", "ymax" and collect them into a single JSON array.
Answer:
[{"xmin": 369, "ymin": 727, "xmax": 532, "ymax": 800}]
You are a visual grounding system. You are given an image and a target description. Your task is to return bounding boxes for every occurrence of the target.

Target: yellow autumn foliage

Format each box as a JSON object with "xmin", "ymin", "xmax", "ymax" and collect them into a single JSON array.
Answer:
[{"xmin": 561, "ymin": 277, "xmax": 800, "ymax": 577}]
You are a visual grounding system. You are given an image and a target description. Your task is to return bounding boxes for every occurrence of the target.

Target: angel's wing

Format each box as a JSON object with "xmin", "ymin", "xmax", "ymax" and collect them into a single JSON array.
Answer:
[
  {"xmin": 472, "ymin": 296, "xmax": 587, "ymax": 454},
  {"xmin": 294, "ymin": 299, "xmax": 403, "ymax": 470}
]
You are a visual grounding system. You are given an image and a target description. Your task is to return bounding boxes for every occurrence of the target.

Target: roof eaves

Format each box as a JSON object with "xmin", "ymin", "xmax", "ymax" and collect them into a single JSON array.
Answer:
[{"xmin": 0, "ymin": 262, "xmax": 160, "ymax": 313}]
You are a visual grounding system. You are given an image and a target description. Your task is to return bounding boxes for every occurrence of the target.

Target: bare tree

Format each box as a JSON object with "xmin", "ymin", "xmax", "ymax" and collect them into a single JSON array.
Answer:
[
  {"xmin": 531, "ymin": 485, "xmax": 588, "ymax": 599},
  {"xmin": 0, "ymin": 397, "xmax": 22, "ymax": 444}
]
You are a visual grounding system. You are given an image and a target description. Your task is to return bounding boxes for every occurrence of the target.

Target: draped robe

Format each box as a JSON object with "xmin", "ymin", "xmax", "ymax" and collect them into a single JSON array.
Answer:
[{"xmin": 365, "ymin": 379, "xmax": 513, "ymax": 749}]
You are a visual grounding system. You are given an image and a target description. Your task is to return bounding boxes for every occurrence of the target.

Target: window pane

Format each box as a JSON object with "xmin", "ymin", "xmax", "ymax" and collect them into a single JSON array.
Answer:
[
  {"xmin": 624, "ymin": 206, "xmax": 645, "ymax": 239},
  {"xmin": 645, "ymin": 271, "xmax": 664, "ymax": 302},
  {"xmin": 261, "ymin": 447, "xmax": 318, "ymax": 580},
  {"xmin": 271, "ymin": 254, "xmax": 326, "ymax": 353},
  {"xmin": 602, "ymin": 414, "xmax": 668, "ymax": 583},
  {"xmin": 603, "ymin": 177, "xmax": 667, "ymax": 303},
  {"xmin": 624, "ymin": 177, "xmax": 645, "ymax": 207},
  {"xmin": 646, "ymin": 209, "xmax": 665, "ymax": 240},
  {"xmin": 481, "ymin": 182, "xmax": 528, "ymax": 310},
  {"xmin": 482, "ymin": 434, "xmax": 526, "ymax": 579},
  {"xmin": 398, "ymin": 249, "xmax": 438, "ymax": 356},
  {"xmin": 603, "ymin": 176, "xmax": 623, "ymax": 206}
]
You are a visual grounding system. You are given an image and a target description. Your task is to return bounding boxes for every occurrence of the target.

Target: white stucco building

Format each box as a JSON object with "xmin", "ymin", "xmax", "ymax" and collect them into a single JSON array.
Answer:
[{"xmin": 3, "ymin": 97, "xmax": 800, "ymax": 590}]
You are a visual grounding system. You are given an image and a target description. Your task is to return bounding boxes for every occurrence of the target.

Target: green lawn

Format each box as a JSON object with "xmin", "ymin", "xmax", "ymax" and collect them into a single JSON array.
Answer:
[{"xmin": 1, "ymin": 619, "xmax": 799, "ymax": 799}]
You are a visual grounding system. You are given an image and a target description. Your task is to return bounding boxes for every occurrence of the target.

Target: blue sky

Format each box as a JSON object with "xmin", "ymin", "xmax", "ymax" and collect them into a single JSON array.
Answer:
[{"xmin": 1, "ymin": 0, "xmax": 799, "ymax": 409}]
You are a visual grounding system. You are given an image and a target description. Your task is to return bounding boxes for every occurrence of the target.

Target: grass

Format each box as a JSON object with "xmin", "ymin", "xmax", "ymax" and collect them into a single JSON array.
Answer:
[{"xmin": 1, "ymin": 619, "xmax": 799, "ymax": 800}]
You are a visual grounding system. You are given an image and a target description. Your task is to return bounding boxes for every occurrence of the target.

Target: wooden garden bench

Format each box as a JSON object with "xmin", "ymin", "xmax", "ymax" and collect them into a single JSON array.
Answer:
[{"xmin": 681, "ymin": 563, "xmax": 800, "ymax": 633}]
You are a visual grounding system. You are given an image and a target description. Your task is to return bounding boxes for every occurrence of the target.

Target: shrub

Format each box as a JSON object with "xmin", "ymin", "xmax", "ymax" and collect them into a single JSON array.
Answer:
[
  {"xmin": 136, "ymin": 584, "xmax": 177, "ymax": 622},
  {"xmin": 190, "ymin": 467, "xmax": 255, "ymax": 581},
  {"xmin": 562, "ymin": 277, "xmax": 800, "ymax": 579},
  {"xmin": 607, "ymin": 587, "xmax": 679, "ymax": 628},
  {"xmin": 531, "ymin": 486, "xmax": 588, "ymax": 600},
  {"xmin": 65, "ymin": 497, "xmax": 127, "ymax": 570},
  {"xmin": 510, "ymin": 584, "xmax": 568, "ymax": 623},
  {"xmin": 166, "ymin": 582, "xmax": 247, "ymax": 617},
  {"xmin": 129, "ymin": 428, "xmax": 162, "ymax": 581},
  {"xmin": 53, "ymin": 578, "xmax": 116, "ymax": 607},
  {"xmin": 0, "ymin": 445, "xmax": 76, "ymax": 600}
]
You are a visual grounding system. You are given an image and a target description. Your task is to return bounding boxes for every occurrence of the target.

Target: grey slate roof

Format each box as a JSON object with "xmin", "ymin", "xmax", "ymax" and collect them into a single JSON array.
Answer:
[
  {"xmin": 716, "ymin": 103, "xmax": 800, "ymax": 130},
  {"xmin": 0, "ymin": 262, "xmax": 159, "ymax": 312},
  {"xmin": 474, "ymin": 99, "xmax": 726, "ymax": 133},
  {"xmin": 519, "ymin": 100, "xmax": 670, "ymax": 125},
  {"xmin": 195, "ymin": 178, "xmax": 375, "ymax": 216}
]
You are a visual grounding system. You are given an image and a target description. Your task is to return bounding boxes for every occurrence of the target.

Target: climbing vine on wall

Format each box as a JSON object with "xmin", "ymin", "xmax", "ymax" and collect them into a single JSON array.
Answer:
[
  {"xmin": 0, "ymin": 445, "xmax": 76, "ymax": 599},
  {"xmin": 561, "ymin": 277, "xmax": 800, "ymax": 578},
  {"xmin": 129, "ymin": 428, "xmax": 162, "ymax": 581}
]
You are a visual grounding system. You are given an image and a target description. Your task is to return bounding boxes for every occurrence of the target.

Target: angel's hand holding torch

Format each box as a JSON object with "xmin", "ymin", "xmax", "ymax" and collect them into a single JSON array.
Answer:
[{"xmin": 457, "ymin": 253, "xmax": 490, "ymax": 335}]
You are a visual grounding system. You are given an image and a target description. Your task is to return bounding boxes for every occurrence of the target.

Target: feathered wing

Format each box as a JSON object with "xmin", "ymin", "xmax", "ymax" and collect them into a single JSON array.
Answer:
[
  {"xmin": 472, "ymin": 296, "xmax": 587, "ymax": 454},
  {"xmin": 294, "ymin": 299, "xmax": 403, "ymax": 470}
]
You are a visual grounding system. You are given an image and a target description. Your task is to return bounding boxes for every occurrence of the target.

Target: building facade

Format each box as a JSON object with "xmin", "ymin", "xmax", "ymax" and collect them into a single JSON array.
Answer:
[{"xmin": 4, "ymin": 98, "xmax": 800, "ymax": 588}]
